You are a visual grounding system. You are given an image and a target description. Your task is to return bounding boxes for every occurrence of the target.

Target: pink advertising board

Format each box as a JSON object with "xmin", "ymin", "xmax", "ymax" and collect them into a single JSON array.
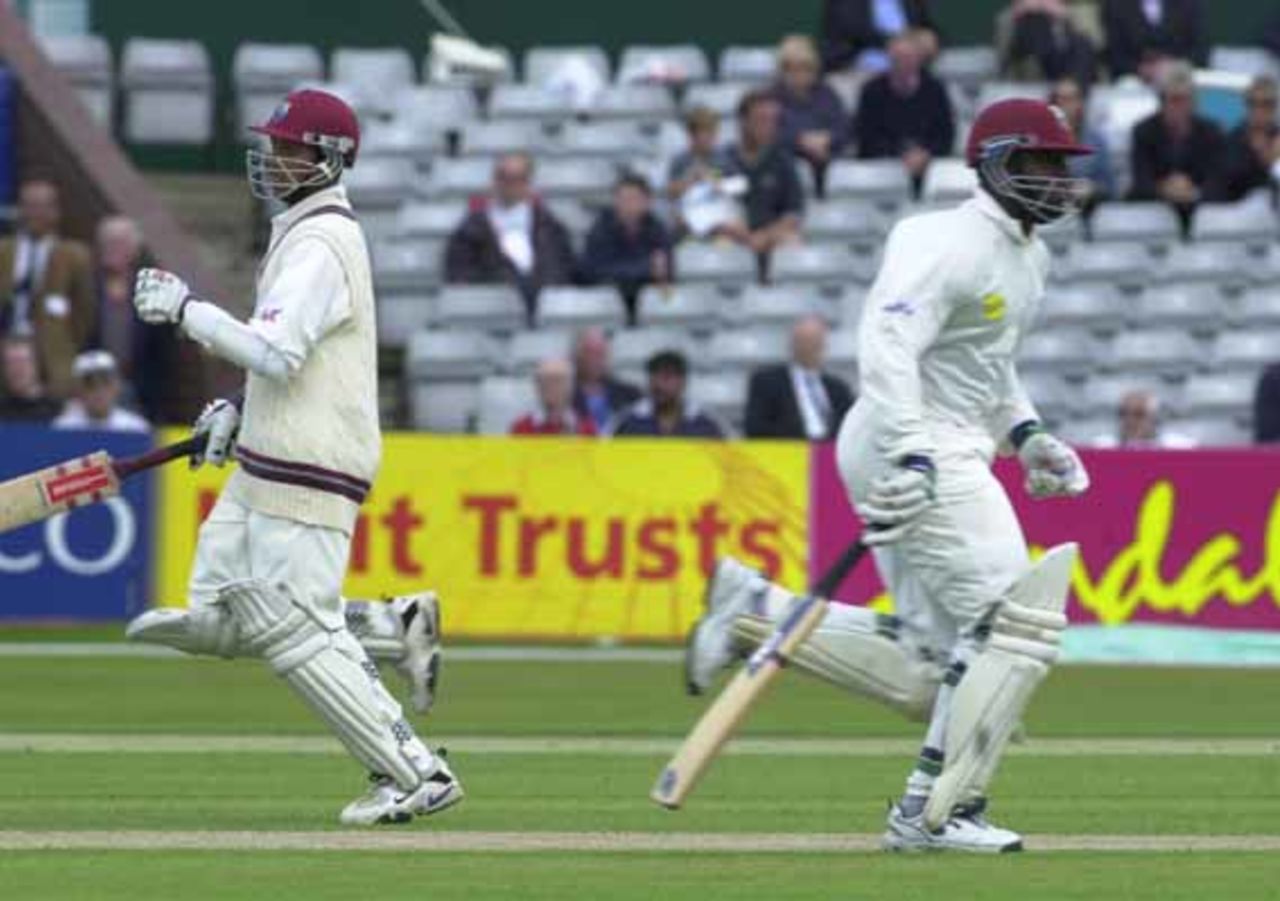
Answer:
[{"xmin": 809, "ymin": 446, "xmax": 1280, "ymax": 630}]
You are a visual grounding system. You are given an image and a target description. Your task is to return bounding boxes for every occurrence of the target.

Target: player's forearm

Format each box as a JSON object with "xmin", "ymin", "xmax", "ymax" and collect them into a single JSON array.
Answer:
[{"xmin": 181, "ymin": 301, "xmax": 294, "ymax": 382}]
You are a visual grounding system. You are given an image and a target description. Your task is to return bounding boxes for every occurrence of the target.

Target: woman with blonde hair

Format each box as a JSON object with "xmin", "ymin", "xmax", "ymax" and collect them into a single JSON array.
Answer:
[{"xmin": 769, "ymin": 34, "xmax": 849, "ymax": 196}]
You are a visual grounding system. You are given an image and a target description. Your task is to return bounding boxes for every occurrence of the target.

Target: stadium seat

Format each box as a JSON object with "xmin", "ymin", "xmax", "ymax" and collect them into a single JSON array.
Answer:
[
  {"xmin": 504, "ymin": 330, "xmax": 575, "ymax": 374},
  {"xmin": 344, "ymin": 157, "xmax": 417, "ymax": 209},
  {"xmin": 1190, "ymin": 200, "xmax": 1278, "ymax": 248},
  {"xmin": 934, "ymin": 46, "xmax": 998, "ymax": 95},
  {"xmin": 536, "ymin": 287, "xmax": 627, "ymax": 330},
  {"xmin": 1107, "ymin": 329, "xmax": 1202, "ymax": 377},
  {"xmin": 406, "ymin": 330, "xmax": 499, "ymax": 380},
  {"xmin": 488, "ymin": 84, "xmax": 574, "ymax": 123},
  {"xmin": 1040, "ymin": 285, "xmax": 1126, "ymax": 334},
  {"xmin": 921, "ymin": 158, "xmax": 977, "ymax": 203},
  {"xmin": 543, "ymin": 199, "xmax": 594, "ymax": 237},
  {"xmin": 475, "ymin": 376, "xmax": 538, "ymax": 435},
  {"xmin": 360, "ymin": 120, "xmax": 443, "ymax": 164},
  {"xmin": 409, "ymin": 380, "xmax": 481, "ymax": 433},
  {"xmin": 1055, "ymin": 417, "xmax": 1119, "ymax": 447},
  {"xmin": 802, "ymin": 200, "xmax": 887, "ymax": 244},
  {"xmin": 736, "ymin": 286, "xmax": 837, "ymax": 327},
  {"xmin": 1155, "ymin": 243, "xmax": 1251, "ymax": 289},
  {"xmin": 534, "ymin": 157, "xmax": 618, "ymax": 202},
  {"xmin": 1128, "ymin": 284, "xmax": 1226, "ymax": 333},
  {"xmin": 372, "ymin": 240, "xmax": 443, "ymax": 292},
  {"xmin": 769, "ymin": 243, "xmax": 857, "ymax": 286},
  {"xmin": 718, "ymin": 46, "xmax": 777, "ymax": 83},
  {"xmin": 429, "ymin": 285, "xmax": 528, "ymax": 333},
  {"xmin": 1211, "ymin": 329, "xmax": 1280, "ymax": 373},
  {"xmin": 705, "ymin": 328, "xmax": 789, "ymax": 371},
  {"xmin": 975, "ymin": 81, "xmax": 1050, "ymax": 109},
  {"xmin": 1166, "ymin": 417, "xmax": 1250, "ymax": 447},
  {"xmin": 232, "ymin": 43, "xmax": 323, "ymax": 130},
  {"xmin": 592, "ymin": 85, "xmax": 677, "ymax": 121},
  {"xmin": 1019, "ymin": 372, "xmax": 1074, "ymax": 426},
  {"xmin": 377, "ymin": 294, "xmax": 435, "ymax": 348},
  {"xmin": 826, "ymin": 160, "xmax": 913, "ymax": 203},
  {"xmin": 674, "ymin": 243, "xmax": 758, "ymax": 287},
  {"xmin": 1181, "ymin": 373, "xmax": 1255, "ymax": 418},
  {"xmin": 1209, "ymin": 47, "xmax": 1279, "ymax": 78},
  {"xmin": 825, "ymin": 328, "xmax": 860, "ymax": 387},
  {"xmin": 40, "ymin": 34, "xmax": 116, "ymax": 127},
  {"xmin": 835, "ymin": 286, "xmax": 868, "ymax": 327},
  {"xmin": 554, "ymin": 121, "xmax": 654, "ymax": 158},
  {"xmin": 398, "ymin": 201, "xmax": 468, "ymax": 240},
  {"xmin": 617, "ymin": 45, "xmax": 711, "ymax": 85},
  {"xmin": 610, "ymin": 328, "xmax": 700, "ymax": 371},
  {"xmin": 687, "ymin": 372, "xmax": 748, "ymax": 431},
  {"xmin": 523, "ymin": 46, "xmax": 611, "ymax": 85},
  {"xmin": 1019, "ymin": 329, "xmax": 1097, "ymax": 377},
  {"xmin": 420, "ymin": 157, "xmax": 493, "ymax": 200},
  {"xmin": 683, "ymin": 82, "xmax": 753, "ymax": 117},
  {"xmin": 394, "ymin": 85, "xmax": 480, "ymax": 131},
  {"xmin": 331, "ymin": 47, "xmax": 415, "ymax": 115},
  {"xmin": 1076, "ymin": 374, "xmax": 1174, "ymax": 417},
  {"xmin": 458, "ymin": 120, "xmax": 551, "ymax": 157},
  {"xmin": 1233, "ymin": 288, "xmax": 1280, "ymax": 328},
  {"xmin": 1089, "ymin": 202, "xmax": 1181, "ymax": 247},
  {"xmin": 1058, "ymin": 242, "xmax": 1152, "ymax": 289},
  {"xmin": 121, "ymin": 39, "xmax": 214, "ymax": 144},
  {"xmin": 636, "ymin": 284, "xmax": 724, "ymax": 331}
]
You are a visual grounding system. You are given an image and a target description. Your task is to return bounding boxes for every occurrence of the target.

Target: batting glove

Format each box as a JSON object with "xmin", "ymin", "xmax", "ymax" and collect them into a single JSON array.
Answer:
[
  {"xmin": 1015, "ymin": 425, "xmax": 1089, "ymax": 499},
  {"xmin": 134, "ymin": 268, "xmax": 194, "ymax": 326},
  {"xmin": 191, "ymin": 398, "xmax": 240, "ymax": 469},
  {"xmin": 857, "ymin": 455, "xmax": 936, "ymax": 545}
]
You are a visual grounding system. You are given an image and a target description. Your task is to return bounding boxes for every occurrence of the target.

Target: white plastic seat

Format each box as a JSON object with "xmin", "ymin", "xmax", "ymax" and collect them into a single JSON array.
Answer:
[
  {"xmin": 429, "ymin": 285, "xmax": 527, "ymax": 333},
  {"xmin": 935, "ymin": 46, "xmax": 998, "ymax": 94},
  {"xmin": 718, "ymin": 46, "xmax": 777, "ymax": 83},
  {"xmin": 377, "ymin": 294, "xmax": 434, "ymax": 348},
  {"xmin": 1019, "ymin": 329, "xmax": 1097, "ymax": 377},
  {"xmin": 536, "ymin": 287, "xmax": 626, "ymax": 330},
  {"xmin": 825, "ymin": 328, "xmax": 860, "ymax": 388},
  {"xmin": 406, "ymin": 330, "xmax": 499, "ymax": 380},
  {"xmin": 534, "ymin": 158, "xmax": 618, "ymax": 202},
  {"xmin": 769, "ymin": 243, "xmax": 857, "ymax": 286},
  {"xmin": 1209, "ymin": 47, "xmax": 1279, "ymax": 78},
  {"xmin": 1077, "ymin": 375, "xmax": 1172, "ymax": 417},
  {"xmin": 543, "ymin": 200, "xmax": 593, "ymax": 237},
  {"xmin": 40, "ymin": 34, "xmax": 115, "ymax": 127},
  {"xmin": 121, "ymin": 39, "xmax": 214, "ymax": 144},
  {"xmin": 458, "ymin": 120, "xmax": 550, "ymax": 157},
  {"xmin": 524, "ymin": 46, "xmax": 611, "ymax": 85},
  {"xmin": 674, "ymin": 243, "xmax": 757, "ymax": 286},
  {"xmin": 475, "ymin": 376, "xmax": 538, "ymax": 435},
  {"xmin": 1089, "ymin": 202, "xmax": 1181, "ymax": 246},
  {"xmin": 394, "ymin": 85, "xmax": 479, "ymax": 131},
  {"xmin": 373, "ymin": 240, "xmax": 443, "ymax": 292},
  {"xmin": 1211, "ymin": 329, "xmax": 1280, "ymax": 373},
  {"xmin": 705, "ymin": 328, "xmax": 789, "ymax": 370},
  {"xmin": 975, "ymin": 81, "xmax": 1051, "ymax": 109},
  {"xmin": 1040, "ymin": 286, "xmax": 1126, "ymax": 333},
  {"xmin": 683, "ymin": 82, "xmax": 753, "ymax": 117},
  {"xmin": 398, "ymin": 201, "xmax": 468, "ymax": 240},
  {"xmin": 554, "ymin": 121, "xmax": 654, "ymax": 158},
  {"xmin": 409, "ymin": 379, "xmax": 480, "ymax": 433},
  {"xmin": 636, "ymin": 284, "xmax": 724, "ymax": 331},
  {"xmin": 1233, "ymin": 288, "xmax": 1280, "ymax": 328},
  {"xmin": 687, "ymin": 373, "xmax": 747, "ymax": 431},
  {"xmin": 592, "ymin": 84, "xmax": 676, "ymax": 121},
  {"xmin": 826, "ymin": 160, "xmax": 912, "ymax": 202},
  {"xmin": 835, "ymin": 287, "xmax": 868, "ymax": 327},
  {"xmin": 1165, "ymin": 417, "xmax": 1248, "ymax": 447},
  {"xmin": 331, "ymin": 47, "xmax": 415, "ymax": 115},
  {"xmin": 1019, "ymin": 372, "xmax": 1074, "ymax": 425},
  {"xmin": 921, "ymin": 158, "xmax": 977, "ymax": 203},
  {"xmin": 1155, "ymin": 243, "xmax": 1251, "ymax": 288},
  {"xmin": 1181, "ymin": 373, "xmax": 1255, "ymax": 417},
  {"xmin": 1129, "ymin": 285, "xmax": 1226, "ymax": 333},
  {"xmin": 504, "ymin": 331, "xmax": 575, "ymax": 374},
  {"xmin": 1108, "ymin": 329, "xmax": 1203, "ymax": 376},
  {"xmin": 1191, "ymin": 200, "xmax": 1277, "ymax": 248},
  {"xmin": 360, "ymin": 120, "xmax": 443, "ymax": 164},
  {"xmin": 803, "ymin": 201, "xmax": 886, "ymax": 243},
  {"xmin": 1060, "ymin": 242, "xmax": 1151, "ymax": 287},
  {"xmin": 610, "ymin": 329, "xmax": 699, "ymax": 371},
  {"xmin": 1055, "ymin": 417, "xmax": 1121, "ymax": 448},
  {"xmin": 488, "ymin": 84, "xmax": 573, "ymax": 123},
  {"xmin": 735, "ymin": 286, "xmax": 836, "ymax": 327},
  {"xmin": 344, "ymin": 158, "xmax": 416, "ymax": 209},
  {"xmin": 618, "ymin": 45, "xmax": 711, "ymax": 85},
  {"xmin": 421, "ymin": 157, "xmax": 493, "ymax": 200}
]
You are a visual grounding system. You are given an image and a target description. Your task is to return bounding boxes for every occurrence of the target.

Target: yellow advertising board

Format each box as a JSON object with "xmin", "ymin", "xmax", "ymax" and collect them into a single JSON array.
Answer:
[{"xmin": 154, "ymin": 431, "xmax": 810, "ymax": 640}]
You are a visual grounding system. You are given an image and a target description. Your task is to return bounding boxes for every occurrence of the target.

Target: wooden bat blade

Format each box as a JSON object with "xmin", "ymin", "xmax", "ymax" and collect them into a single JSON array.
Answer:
[
  {"xmin": 0, "ymin": 451, "xmax": 121, "ymax": 535},
  {"xmin": 650, "ymin": 595, "xmax": 830, "ymax": 809}
]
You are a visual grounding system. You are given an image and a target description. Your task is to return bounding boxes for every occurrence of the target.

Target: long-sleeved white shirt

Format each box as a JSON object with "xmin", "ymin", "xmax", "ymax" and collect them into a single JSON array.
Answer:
[{"xmin": 853, "ymin": 188, "xmax": 1046, "ymax": 464}]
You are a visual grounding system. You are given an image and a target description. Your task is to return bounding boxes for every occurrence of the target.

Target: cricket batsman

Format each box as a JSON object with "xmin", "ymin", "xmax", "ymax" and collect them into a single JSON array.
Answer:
[
  {"xmin": 122, "ymin": 88, "xmax": 462, "ymax": 825},
  {"xmin": 687, "ymin": 98, "xmax": 1092, "ymax": 852}
]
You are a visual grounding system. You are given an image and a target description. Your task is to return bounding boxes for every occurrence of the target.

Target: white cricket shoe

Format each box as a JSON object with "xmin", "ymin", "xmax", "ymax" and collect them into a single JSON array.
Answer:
[
  {"xmin": 882, "ymin": 798, "xmax": 1023, "ymax": 854},
  {"xmin": 339, "ymin": 756, "xmax": 464, "ymax": 826},
  {"xmin": 392, "ymin": 592, "xmax": 442, "ymax": 715},
  {"xmin": 685, "ymin": 557, "xmax": 766, "ymax": 695}
]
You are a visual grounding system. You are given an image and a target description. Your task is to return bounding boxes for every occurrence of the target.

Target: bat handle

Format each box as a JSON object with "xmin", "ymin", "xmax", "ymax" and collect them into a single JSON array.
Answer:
[{"xmin": 112, "ymin": 433, "xmax": 210, "ymax": 480}]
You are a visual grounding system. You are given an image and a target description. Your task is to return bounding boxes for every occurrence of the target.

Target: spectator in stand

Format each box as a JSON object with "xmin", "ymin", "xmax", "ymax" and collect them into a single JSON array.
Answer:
[
  {"xmin": 997, "ymin": 0, "xmax": 1098, "ymax": 87},
  {"xmin": 582, "ymin": 175, "xmax": 672, "ymax": 324},
  {"xmin": 819, "ymin": 0, "xmax": 939, "ymax": 76},
  {"xmin": 718, "ymin": 91, "xmax": 805, "ymax": 257},
  {"xmin": 1049, "ymin": 77, "xmax": 1115, "ymax": 212},
  {"xmin": 1254, "ymin": 363, "xmax": 1280, "ymax": 443},
  {"xmin": 52, "ymin": 350, "xmax": 149, "ymax": 433},
  {"xmin": 769, "ymin": 35, "xmax": 849, "ymax": 196},
  {"xmin": 605, "ymin": 350, "xmax": 726, "ymax": 439},
  {"xmin": 1211, "ymin": 75, "xmax": 1280, "ymax": 203},
  {"xmin": 444, "ymin": 152, "xmax": 577, "ymax": 319},
  {"xmin": 1090, "ymin": 389, "xmax": 1194, "ymax": 448},
  {"xmin": 667, "ymin": 106, "xmax": 732, "ymax": 203},
  {"xmin": 510, "ymin": 357, "xmax": 596, "ymax": 436},
  {"xmin": 1103, "ymin": 0, "xmax": 1208, "ymax": 82},
  {"xmin": 91, "ymin": 215, "xmax": 177, "ymax": 422},
  {"xmin": 0, "ymin": 335, "xmax": 60, "ymax": 422},
  {"xmin": 855, "ymin": 31, "xmax": 956, "ymax": 194},
  {"xmin": 1130, "ymin": 63, "xmax": 1224, "ymax": 229},
  {"xmin": 744, "ymin": 314, "xmax": 854, "ymax": 441},
  {"xmin": 571, "ymin": 327, "xmax": 642, "ymax": 432},
  {"xmin": 0, "ymin": 179, "xmax": 95, "ymax": 399}
]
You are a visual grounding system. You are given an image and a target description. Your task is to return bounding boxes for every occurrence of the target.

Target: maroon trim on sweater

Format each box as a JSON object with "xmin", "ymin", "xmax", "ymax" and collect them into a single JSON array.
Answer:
[{"xmin": 235, "ymin": 445, "xmax": 370, "ymax": 504}]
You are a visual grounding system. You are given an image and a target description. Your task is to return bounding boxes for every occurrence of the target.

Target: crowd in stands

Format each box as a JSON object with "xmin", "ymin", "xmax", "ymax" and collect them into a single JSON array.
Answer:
[{"xmin": 0, "ymin": 177, "xmax": 167, "ymax": 432}]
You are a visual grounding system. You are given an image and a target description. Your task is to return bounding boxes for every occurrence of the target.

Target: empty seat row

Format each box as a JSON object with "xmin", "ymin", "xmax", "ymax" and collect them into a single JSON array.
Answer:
[{"xmin": 1022, "ymin": 328, "xmax": 1280, "ymax": 378}]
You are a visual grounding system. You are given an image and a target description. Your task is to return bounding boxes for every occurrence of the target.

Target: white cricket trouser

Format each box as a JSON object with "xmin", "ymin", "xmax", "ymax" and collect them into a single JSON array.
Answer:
[
  {"xmin": 836, "ymin": 411, "xmax": 1030, "ymax": 656},
  {"xmin": 188, "ymin": 492, "xmax": 348, "ymax": 631}
]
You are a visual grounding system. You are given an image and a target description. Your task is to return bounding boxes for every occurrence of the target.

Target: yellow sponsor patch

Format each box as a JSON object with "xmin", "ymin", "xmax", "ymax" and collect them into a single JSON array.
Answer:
[{"xmin": 981, "ymin": 292, "xmax": 1006, "ymax": 321}]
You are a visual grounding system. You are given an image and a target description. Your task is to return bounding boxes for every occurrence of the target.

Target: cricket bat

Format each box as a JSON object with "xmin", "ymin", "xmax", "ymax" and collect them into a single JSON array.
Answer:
[
  {"xmin": 0, "ymin": 434, "xmax": 208, "ymax": 536},
  {"xmin": 650, "ymin": 538, "xmax": 871, "ymax": 809}
]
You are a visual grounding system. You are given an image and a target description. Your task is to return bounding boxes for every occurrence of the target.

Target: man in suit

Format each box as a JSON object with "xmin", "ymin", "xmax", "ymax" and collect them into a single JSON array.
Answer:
[
  {"xmin": 0, "ymin": 179, "xmax": 95, "ymax": 399},
  {"xmin": 1103, "ymin": 0, "xmax": 1208, "ymax": 81},
  {"xmin": 819, "ymin": 0, "xmax": 939, "ymax": 74},
  {"xmin": 744, "ymin": 314, "xmax": 854, "ymax": 440},
  {"xmin": 571, "ymin": 327, "xmax": 642, "ymax": 432}
]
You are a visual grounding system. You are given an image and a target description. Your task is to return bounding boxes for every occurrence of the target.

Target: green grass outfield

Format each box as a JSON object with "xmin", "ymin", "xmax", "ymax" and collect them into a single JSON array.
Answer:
[{"xmin": 0, "ymin": 645, "xmax": 1278, "ymax": 899}]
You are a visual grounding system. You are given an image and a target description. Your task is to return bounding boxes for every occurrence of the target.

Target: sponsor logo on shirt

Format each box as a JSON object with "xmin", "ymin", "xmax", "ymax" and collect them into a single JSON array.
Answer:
[
  {"xmin": 255, "ymin": 307, "xmax": 283, "ymax": 323},
  {"xmin": 982, "ymin": 292, "xmax": 1006, "ymax": 321},
  {"xmin": 882, "ymin": 299, "xmax": 915, "ymax": 316}
]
